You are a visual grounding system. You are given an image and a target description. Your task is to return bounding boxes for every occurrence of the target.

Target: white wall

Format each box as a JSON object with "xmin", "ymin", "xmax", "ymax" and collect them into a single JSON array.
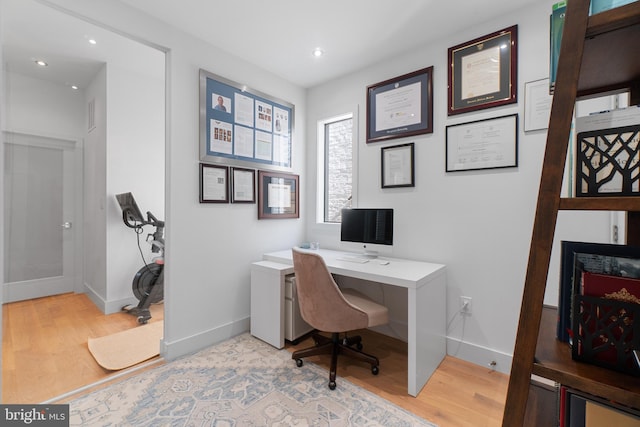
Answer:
[
  {"xmin": 105, "ymin": 57, "xmax": 165, "ymax": 309},
  {"xmin": 83, "ymin": 66, "xmax": 107, "ymax": 303},
  {"xmin": 3, "ymin": 72, "xmax": 85, "ymax": 137},
  {"xmin": 305, "ymin": 0, "xmax": 612, "ymax": 372}
]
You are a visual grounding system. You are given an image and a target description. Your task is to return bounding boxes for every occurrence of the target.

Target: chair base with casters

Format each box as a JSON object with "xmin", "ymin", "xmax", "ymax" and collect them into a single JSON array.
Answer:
[{"xmin": 292, "ymin": 331, "xmax": 380, "ymax": 390}]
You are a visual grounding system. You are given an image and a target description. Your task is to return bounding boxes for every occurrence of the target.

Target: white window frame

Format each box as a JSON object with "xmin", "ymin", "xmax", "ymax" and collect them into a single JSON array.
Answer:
[{"xmin": 316, "ymin": 107, "xmax": 358, "ymax": 226}]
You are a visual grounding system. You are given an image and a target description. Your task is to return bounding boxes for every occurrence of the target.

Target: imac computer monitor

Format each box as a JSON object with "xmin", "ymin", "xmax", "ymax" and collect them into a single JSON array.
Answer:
[{"xmin": 340, "ymin": 208, "xmax": 393, "ymax": 257}]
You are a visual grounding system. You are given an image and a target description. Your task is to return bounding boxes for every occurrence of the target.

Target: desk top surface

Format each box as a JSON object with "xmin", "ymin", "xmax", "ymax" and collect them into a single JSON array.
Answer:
[{"xmin": 262, "ymin": 248, "xmax": 445, "ymax": 289}]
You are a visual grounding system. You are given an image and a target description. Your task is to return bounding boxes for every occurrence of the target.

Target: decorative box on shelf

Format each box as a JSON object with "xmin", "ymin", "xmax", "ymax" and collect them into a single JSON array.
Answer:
[
  {"xmin": 575, "ymin": 106, "xmax": 640, "ymax": 197},
  {"xmin": 572, "ymin": 276, "xmax": 640, "ymax": 376}
]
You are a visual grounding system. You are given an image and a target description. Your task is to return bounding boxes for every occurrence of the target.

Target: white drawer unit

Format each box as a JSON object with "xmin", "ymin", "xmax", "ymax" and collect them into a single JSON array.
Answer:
[{"xmin": 284, "ymin": 275, "xmax": 313, "ymax": 342}]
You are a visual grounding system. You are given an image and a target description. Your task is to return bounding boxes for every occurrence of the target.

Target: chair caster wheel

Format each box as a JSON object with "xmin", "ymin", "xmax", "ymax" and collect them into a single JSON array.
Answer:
[
  {"xmin": 356, "ymin": 342, "xmax": 363, "ymax": 350},
  {"xmin": 372, "ymin": 365, "xmax": 379, "ymax": 375},
  {"xmin": 137, "ymin": 316, "xmax": 148, "ymax": 324},
  {"xmin": 328, "ymin": 381, "xmax": 336, "ymax": 390},
  {"xmin": 295, "ymin": 359, "xmax": 303, "ymax": 367}
]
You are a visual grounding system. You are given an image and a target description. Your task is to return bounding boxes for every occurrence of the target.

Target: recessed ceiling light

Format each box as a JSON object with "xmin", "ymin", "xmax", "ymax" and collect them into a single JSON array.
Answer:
[
  {"xmin": 35, "ymin": 59, "xmax": 48, "ymax": 67},
  {"xmin": 71, "ymin": 85, "xmax": 79, "ymax": 90},
  {"xmin": 312, "ymin": 47, "xmax": 324, "ymax": 57},
  {"xmin": 88, "ymin": 38, "xmax": 97, "ymax": 45}
]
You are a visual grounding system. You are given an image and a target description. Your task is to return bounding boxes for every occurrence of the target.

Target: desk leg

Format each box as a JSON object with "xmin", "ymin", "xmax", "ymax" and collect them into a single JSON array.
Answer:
[
  {"xmin": 250, "ymin": 266, "xmax": 286, "ymax": 349},
  {"xmin": 407, "ymin": 273, "xmax": 447, "ymax": 396}
]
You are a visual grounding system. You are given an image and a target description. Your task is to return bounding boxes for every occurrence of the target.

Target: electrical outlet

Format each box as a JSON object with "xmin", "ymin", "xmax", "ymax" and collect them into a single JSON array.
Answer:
[{"xmin": 460, "ymin": 296, "xmax": 472, "ymax": 315}]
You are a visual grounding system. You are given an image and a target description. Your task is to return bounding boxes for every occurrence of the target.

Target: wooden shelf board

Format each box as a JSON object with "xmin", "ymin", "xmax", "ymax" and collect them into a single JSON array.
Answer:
[
  {"xmin": 533, "ymin": 307, "xmax": 640, "ymax": 410},
  {"xmin": 560, "ymin": 197, "xmax": 640, "ymax": 211},
  {"xmin": 578, "ymin": 2, "xmax": 640, "ymax": 96}
]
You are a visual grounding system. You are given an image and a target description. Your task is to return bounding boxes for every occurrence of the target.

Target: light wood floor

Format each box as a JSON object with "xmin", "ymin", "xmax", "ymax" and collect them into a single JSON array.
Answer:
[
  {"xmin": 2, "ymin": 293, "xmax": 508, "ymax": 426},
  {"xmin": 287, "ymin": 332, "xmax": 508, "ymax": 427},
  {"xmin": 2, "ymin": 292, "xmax": 164, "ymax": 403}
]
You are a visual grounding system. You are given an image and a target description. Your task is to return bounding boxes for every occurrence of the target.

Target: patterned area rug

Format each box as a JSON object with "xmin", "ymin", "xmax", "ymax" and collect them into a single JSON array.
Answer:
[{"xmin": 69, "ymin": 333, "xmax": 437, "ymax": 426}]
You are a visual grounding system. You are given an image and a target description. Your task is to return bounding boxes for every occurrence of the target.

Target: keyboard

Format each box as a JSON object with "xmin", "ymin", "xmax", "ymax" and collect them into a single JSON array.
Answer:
[{"xmin": 337, "ymin": 256, "xmax": 369, "ymax": 263}]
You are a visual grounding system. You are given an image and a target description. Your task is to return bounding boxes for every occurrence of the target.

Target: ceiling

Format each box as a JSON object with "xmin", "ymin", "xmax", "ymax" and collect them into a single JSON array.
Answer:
[
  {"xmin": 2, "ymin": 0, "xmax": 540, "ymax": 90},
  {"xmin": 1, "ymin": 0, "xmax": 163, "ymax": 90},
  {"xmin": 118, "ymin": 0, "xmax": 540, "ymax": 88}
]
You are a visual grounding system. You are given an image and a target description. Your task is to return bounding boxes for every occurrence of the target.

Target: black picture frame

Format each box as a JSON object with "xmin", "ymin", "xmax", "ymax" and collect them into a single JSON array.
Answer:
[
  {"xmin": 445, "ymin": 114, "xmax": 518, "ymax": 172},
  {"xmin": 231, "ymin": 167, "xmax": 256, "ymax": 203},
  {"xmin": 447, "ymin": 25, "xmax": 518, "ymax": 116},
  {"xmin": 257, "ymin": 170, "xmax": 299, "ymax": 219},
  {"xmin": 366, "ymin": 66, "xmax": 433, "ymax": 143},
  {"xmin": 381, "ymin": 143, "xmax": 415, "ymax": 188},
  {"xmin": 199, "ymin": 163, "xmax": 229, "ymax": 203}
]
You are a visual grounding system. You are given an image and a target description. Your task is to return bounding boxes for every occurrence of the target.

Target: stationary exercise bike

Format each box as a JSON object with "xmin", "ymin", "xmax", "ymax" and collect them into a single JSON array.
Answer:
[{"xmin": 116, "ymin": 192, "xmax": 164, "ymax": 324}]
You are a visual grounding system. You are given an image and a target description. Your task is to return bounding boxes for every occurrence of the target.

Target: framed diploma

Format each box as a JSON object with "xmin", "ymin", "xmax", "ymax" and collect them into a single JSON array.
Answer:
[
  {"xmin": 445, "ymin": 114, "xmax": 518, "ymax": 172},
  {"xmin": 366, "ymin": 66, "xmax": 433, "ymax": 143},
  {"xmin": 381, "ymin": 143, "xmax": 415, "ymax": 188},
  {"xmin": 199, "ymin": 163, "xmax": 229, "ymax": 203},
  {"xmin": 447, "ymin": 26, "xmax": 517, "ymax": 116},
  {"xmin": 258, "ymin": 170, "xmax": 299, "ymax": 219},
  {"xmin": 231, "ymin": 167, "xmax": 256, "ymax": 203}
]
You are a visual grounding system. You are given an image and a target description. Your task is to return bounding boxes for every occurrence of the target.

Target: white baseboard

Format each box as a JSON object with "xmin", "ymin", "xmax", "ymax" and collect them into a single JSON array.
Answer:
[
  {"xmin": 155, "ymin": 314, "xmax": 512, "ymax": 376},
  {"xmin": 83, "ymin": 283, "xmax": 106, "ymax": 312},
  {"xmin": 161, "ymin": 317, "xmax": 250, "ymax": 360},
  {"xmin": 83, "ymin": 283, "xmax": 137, "ymax": 315},
  {"xmin": 446, "ymin": 337, "xmax": 513, "ymax": 375}
]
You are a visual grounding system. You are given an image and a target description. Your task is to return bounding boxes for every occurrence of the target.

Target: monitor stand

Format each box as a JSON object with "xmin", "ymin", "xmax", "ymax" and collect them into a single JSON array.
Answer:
[{"xmin": 361, "ymin": 245, "xmax": 379, "ymax": 259}]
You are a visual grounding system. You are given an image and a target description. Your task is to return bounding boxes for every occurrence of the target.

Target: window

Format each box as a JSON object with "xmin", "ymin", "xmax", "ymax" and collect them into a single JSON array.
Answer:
[{"xmin": 318, "ymin": 112, "xmax": 354, "ymax": 223}]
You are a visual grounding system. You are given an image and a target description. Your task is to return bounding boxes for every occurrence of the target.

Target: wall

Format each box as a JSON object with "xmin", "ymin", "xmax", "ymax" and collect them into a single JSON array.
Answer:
[
  {"xmin": 3, "ymin": 72, "xmax": 85, "ymax": 137},
  {"xmin": 105, "ymin": 55, "xmax": 165, "ymax": 310},
  {"xmin": 83, "ymin": 66, "xmax": 107, "ymax": 305},
  {"xmin": 305, "ymin": 0, "xmax": 612, "ymax": 372}
]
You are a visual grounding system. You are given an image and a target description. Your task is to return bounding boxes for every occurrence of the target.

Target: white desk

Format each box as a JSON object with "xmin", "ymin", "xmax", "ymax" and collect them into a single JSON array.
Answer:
[{"xmin": 250, "ymin": 248, "xmax": 446, "ymax": 397}]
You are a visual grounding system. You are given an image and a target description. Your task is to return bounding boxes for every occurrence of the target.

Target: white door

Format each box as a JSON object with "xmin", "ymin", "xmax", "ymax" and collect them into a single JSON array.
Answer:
[{"xmin": 3, "ymin": 132, "xmax": 78, "ymax": 302}]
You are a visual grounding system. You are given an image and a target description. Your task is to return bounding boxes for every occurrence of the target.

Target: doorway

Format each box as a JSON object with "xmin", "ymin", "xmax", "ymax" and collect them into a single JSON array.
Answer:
[{"xmin": 1, "ymin": 0, "xmax": 166, "ymax": 402}]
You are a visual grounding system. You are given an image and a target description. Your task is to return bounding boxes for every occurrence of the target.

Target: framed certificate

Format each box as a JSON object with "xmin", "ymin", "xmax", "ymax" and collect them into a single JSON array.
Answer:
[
  {"xmin": 446, "ymin": 114, "xmax": 518, "ymax": 172},
  {"xmin": 366, "ymin": 67, "xmax": 433, "ymax": 143},
  {"xmin": 199, "ymin": 163, "xmax": 229, "ymax": 203},
  {"xmin": 524, "ymin": 78, "xmax": 552, "ymax": 132},
  {"xmin": 381, "ymin": 143, "xmax": 415, "ymax": 188},
  {"xmin": 448, "ymin": 26, "xmax": 518, "ymax": 116},
  {"xmin": 231, "ymin": 167, "xmax": 256, "ymax": 203},
  {"xmin": 257, "ymin": 170, "xmax": 299, "ymax": 219}
]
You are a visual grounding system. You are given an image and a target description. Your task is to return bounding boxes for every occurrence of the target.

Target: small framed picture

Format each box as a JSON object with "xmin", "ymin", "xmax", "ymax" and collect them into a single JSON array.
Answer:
[
  {"xmin": 258, "ymin": 170, "xmax": 299, "ymax": 219},
  {"xmin": 231, "ymin": 167, "xmax": 256, "ymax": 203},
  {"xmin": 199, "ymin": 163, "xmax": 229, "ymax": 203},
  {"xmin": 381, "ymin": 143, "xmax": 415, "ymax": 188},
  {"xmin": 524, "ymin": 78, "xmax": 552, "ymax": 132}
]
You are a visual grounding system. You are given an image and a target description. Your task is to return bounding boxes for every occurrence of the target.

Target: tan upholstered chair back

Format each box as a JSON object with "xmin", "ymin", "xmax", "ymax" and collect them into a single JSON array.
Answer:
[{"xmin": 292, "ymin": 248, "xmax": 369, "ymax": 332}]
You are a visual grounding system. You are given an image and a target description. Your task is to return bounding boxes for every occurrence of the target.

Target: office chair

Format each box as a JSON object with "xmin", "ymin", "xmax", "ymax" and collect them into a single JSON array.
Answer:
[{"xmin": 291, "ymin": 247, "xmax": 389, "ymax": 390}]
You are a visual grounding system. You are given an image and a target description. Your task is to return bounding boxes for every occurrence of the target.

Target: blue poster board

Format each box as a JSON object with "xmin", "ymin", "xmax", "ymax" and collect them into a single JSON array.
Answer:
[{"xmin": 199, "ymin": 69, "xmax": 294, "ymax": 170}]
